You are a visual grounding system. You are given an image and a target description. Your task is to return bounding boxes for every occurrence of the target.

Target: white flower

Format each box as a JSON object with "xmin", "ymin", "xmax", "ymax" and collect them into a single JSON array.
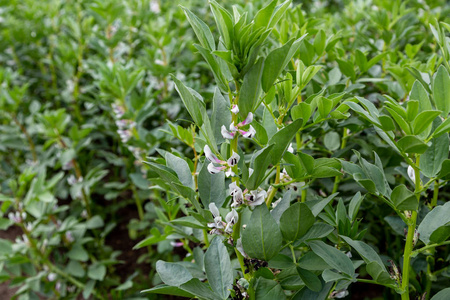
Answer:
[
  {"xmin": 230, "ymin": 182, "xmax": 244, "ymax": 208},
  {"xmin": 231, "ymin": 104, "xmax": 239, "ymax": 114},
  {"xmin": 47, "ymin": 273, "xmax": 57, "ymax": 282},
  {"xmin": 287, "ymin": 143, "xmax": 294, "ymax": 153},
  {"xmin": 224, "ymin": 209, "xmax": 238, "ymax": 234},
  {"xmin": 65, "ymin": 231, "xmax": 74, "ymax": 243},
  {"xmin": 225, "ymin": 168, "xmax": 235, "ymax": 177},
  {"xmin": 221, "ymin": 125, "xmax": 235, "ymax": 139},
  {"xmin": 150, "ymin": 0, "xmax": 161, "ymax": 13},
  {"xmin": 238, "ymin": 112, "xmax": 253, "ymax": 126},
  {"xmin": 227, "ymin": 151, "xmax": 240, "ymax": 166},
  {"xmin": 246, "ymin": 190, "xmax": 267, "ymax": 208},
  {"xmin": 208, "ymin": 163, "xmax": 226, "ymax": 174},
  {"xmin": 229, "ymin": 122, "xmax": 238, "ymax": 132},
  {"xmin": 407, "ymin": 165, "xmax": 415, "ymax": 183},
  {"xmin": 208, "ymin": 203, "xmax": 225, "ymax": 230},
  {"xmin": 239, "ymin": 125, "xmax": 256, "ymax": 139},
  {"xmin": 204, "ymin": 145, "xmax": 225, "ymax": 164}
]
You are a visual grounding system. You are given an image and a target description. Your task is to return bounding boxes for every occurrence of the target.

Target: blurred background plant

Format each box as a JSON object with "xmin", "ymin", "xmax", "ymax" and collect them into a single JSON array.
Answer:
[{"xmin": 1, "ymin": 0, "xmax": 450, "ymax": 299}]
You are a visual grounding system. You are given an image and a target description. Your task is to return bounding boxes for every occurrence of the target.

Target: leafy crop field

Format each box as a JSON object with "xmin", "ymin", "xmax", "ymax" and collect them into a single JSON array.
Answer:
[{"xmin": 2, "ymin": 0, "xmax": 450, "ymax": 299}]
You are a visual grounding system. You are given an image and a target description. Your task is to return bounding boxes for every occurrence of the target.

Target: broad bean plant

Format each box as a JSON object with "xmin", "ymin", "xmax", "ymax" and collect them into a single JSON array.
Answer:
[{"xmin": 144, "ymin": 1, "xmax": 450, "ymax": 300}]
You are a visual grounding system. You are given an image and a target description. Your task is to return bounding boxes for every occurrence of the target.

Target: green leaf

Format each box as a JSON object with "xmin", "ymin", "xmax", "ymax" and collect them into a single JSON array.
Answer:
[
  {"xmin": 268, "ymin": 119, "xmax": 303, "ymax": 165},
  {"xmin": 379, "ymin": 115, "xmax": 396, "ymax": 131},
  {"xmin": 262, "ymin": 36, "xmax": 306, "ymax": 92},
  {"xmin": 66, "ymin": 261, "xmax": 85, "ymax": 278},
  {"xmin": 211, "ymin": 88, "xmax": 231, "ymax": 145},
  {"xmin": 308, "ymin": 240, "xmax": 354, "ymax": 277},
  {"xmin": 340, "ymin": 236, "xmax": 391, "ymax": 284},
  {"xmin": 181, "ymin": 6, "xmax": 215, "ymax": 51},
  {"xmin": 239, "ymin": 58, "xmax": 264, "ymax": 118},
  {"xmin": 67, "ymin": 244, "xmax": 89, "ymax": 262},
  {"xmin": 433, "ymin": 65, "xmax": 450, "ymax": 117},
  {"xmin": 88, "ymin": 264, "xmax": 106, "ymax": 281},
  {"xmin": 180, "ymin": 278, "xmax": 222, "ymax": 300},
  {"xmin": 431, "ymin": 287, "xmax": 450, "ymax": 300},
  {"xmin": 418, "ymin": 202, "xmax": 450, "ymax": 245},
  {"xmin": 336, "ymin": 58, "xmax": 356, "ymax": 82},
  {"xmin": 195, "ymin": 45, "xmax": 229, "ymax": 92},
  {"xmin": 298, "ymin": 151, "xmax": 315, "ymax": 174},
  {"xmin": 390, "ymin": 184, "xmax": 418, "ymax": 211},
  {"xmin": 271, "ymin": 190, "xmax": 292, "ymax": 224},
  {"xmin": 420, "ymin": 130, "xmax": 449, "ymax": 178},
  {"xmin": 165, "ymin": 153, "xmax": 194, "ymax": 189},
  {"xmin": 209, "ymin": 1, "xmax": 233, "ymax": 50},
  {"xmin": 397, "ymin": 135, "xmax": 429, "ymax": 154},
  {"xmin": 255, "ymin": 277, "xmax": 287, "ymax": 300},
  {"xmin": 246, "ymin": 144, "xmax": 275, "ymax": 190},
  {"xmin": 386, "ymin": 107, "xmax": 411, "ymax": 135},
  {"xmin": 348, "ymin": 192, "xmax": 363, "ymax": 221},
  {"xmin": 204, "ymin": 236, "xmax": 233, "ymax": 299},
  {"xmin": 318, "ymin": 97, "xmax": 333, "ymax": 119},
  {"xmin": 171, "ymin": 75, "xmax": 205, "ymax": 126},
  {"xmin": 156, "ymin": 260, "xmax": 193, "ymax": 286},
  {"xmin": 406, "ymin": 100, "xmax": 419, "ymax": 122},
  {"xmin": 85, "ymin": 215, "xmax": 104, "ymax": 229},
  {"xmin": 142, "ymin": 284, "xmax": 195, "ymax": 298},
  {"xmin": 433, "ymin": 118, "xmax": 450, "ymax": 138},
  {"xmin": 279, "ymin": 202, "xmax": 315, "ymax": 241},
  {"xmin": 242, "ymin": 204, "xmax": 282, "ymax": 261},
  {"xmin": 410, "ymin": 80, "xmax": 432, "ymax": 112},
  {"xmin": 439, "ymin": 159, "xmax": 450, "ymax": 178},
  {"xmin": 323, "ymin": 131, "xmax": 340, "ymax": 151},
  {"xmin": 292, "ymin": 102, "xmax": 312, "ymax": 122},
  {"xmin": 297, "ymin": 267, "xmax": 322, "ymax": 292},
  {"xmin": 0, "ymin": 239, "xmax": 12, "ymax": 256},
  {"xmin": 253, "ymin": 0, "xmax": 277, "ymax": 29},
  {"xmin": 170, "ymin": 216, "xmax": 205, "ymax": 229},
  {"xmin": 295, "ymin": 223, "xmax": 334, "ymax": 246},
  {"xmin": 198, "ymin": 161, "xmax": 226, "ymax": 208},
  {"xmin": 314, "ymin": 30, "xmax": 326, "ymax": 55},
  {"xmin": 412, "ymin": 111, "xmax": 441, "ymax": 135}
]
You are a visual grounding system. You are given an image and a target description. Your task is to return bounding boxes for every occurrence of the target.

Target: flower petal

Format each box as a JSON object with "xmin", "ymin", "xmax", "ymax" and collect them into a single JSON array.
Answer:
[
  {"xmin": 240, "ymin": 125, "xmax": 256, "ymax": 139},
  {"xmin": 204, "ymin": 145, "xmax": 223, "ymax": 164},
  {"xmin": 221, "ymin": 125, "xmax": 235, "ymax": 139},
  {"xmin": 207, "ymin": 163, "xmax": 225, "ymax": 174},
  {"xmin": 227, "ymin": 151, "xmax": 240, "ymax": 166},
  {"xmin": 231, "ymin": 104, "xmax": 239, "ymax": 114},
  {"xmin": 209, "ymin": 203, "xmax": 220, "ymax": 218}
]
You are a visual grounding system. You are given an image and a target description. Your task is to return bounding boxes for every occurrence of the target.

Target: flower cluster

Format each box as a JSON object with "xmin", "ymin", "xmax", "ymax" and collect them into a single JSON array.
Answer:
[
  {"xmin": 207, "ymin": 203, "xmax": 238, "ymax": 235},
  {"xmin": 204, "ymin": 145, "xmax": 240, "ymax": 177},
  {"xmin": 229, "ymin": 182, "xmax": 267, "ymax": 208},
  {"xmin": 221, "ymin": 109, "xmax": 256, "ymax": 140}
]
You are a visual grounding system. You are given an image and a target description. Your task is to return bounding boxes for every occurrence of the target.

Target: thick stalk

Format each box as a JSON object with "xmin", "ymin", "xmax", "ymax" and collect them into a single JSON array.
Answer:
[
  {"xmin": 425, "ymin": 180, "xmax": 439, "ymax": 299},
  {"xmin": 401, "ymin": 156, "xmax": 421, "ymax": 300}
]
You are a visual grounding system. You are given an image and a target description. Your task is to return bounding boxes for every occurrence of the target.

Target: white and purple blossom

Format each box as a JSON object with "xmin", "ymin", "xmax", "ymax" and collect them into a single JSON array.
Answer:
[
  {"xmin": 245, "ymin": 189, "xmax": 267, "ymax": 208},
  {"xmin": 231, "ymin": 104, "xmax": 239, "ymax": 114},
  {"xmin": 230, "ymin": 182, "xmax": 244, "ymax": 208},
  {"xmin": 239, "ymin": 125, "xmax": 256, "ymax": 139}
]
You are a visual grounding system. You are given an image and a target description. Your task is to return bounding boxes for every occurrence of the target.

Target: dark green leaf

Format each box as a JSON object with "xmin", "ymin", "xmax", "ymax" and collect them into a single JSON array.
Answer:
[
  {"xmin": 242, "ymin": 204, "xmax": 282, "ymax": 261},
  {"xmin": 204, "ymin": 236, "xmax": 233, "ymax": 299},
  {"xmin": 280, "ymin": 202, "xmax": 314, "ymax": 241}
]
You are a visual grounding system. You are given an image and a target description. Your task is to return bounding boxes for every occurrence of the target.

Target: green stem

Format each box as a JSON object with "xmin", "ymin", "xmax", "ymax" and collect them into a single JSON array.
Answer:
[
  {"xmin": 265, "ymin": 165, "xmax": 280, "ymax": 207},
  {"xmin": 131, "ymin": 184, "xmax": 144, "ymax": 221},
  {"xmin": 425, "ymin": 180, "xmax": 440, "ymax": 299},
  {"xmin": 401, "ymin": 156, "xmax": 421, "ymax": 300}
]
